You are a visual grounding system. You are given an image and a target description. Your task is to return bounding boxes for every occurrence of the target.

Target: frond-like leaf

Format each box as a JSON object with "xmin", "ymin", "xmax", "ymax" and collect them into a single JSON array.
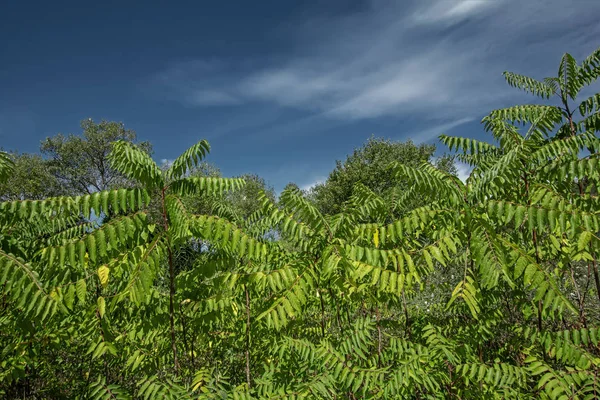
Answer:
[
  {"xmin": 503, "ymin": 71, "xmax": 556, "ymax": 98},
  {"xmin": 109, "ymin": 140, "xmax": 163, "ymax": 189},
  {"xmin": 169, "ymin": 176, "xmax": 245, "ymax": 196},
  {"xmin": 0, "ymin": 151, "xmax": 14, "ymax": 183},
  {"xmin": 165, "ymin": 139, "xmax": 210, "ymax": 179}
]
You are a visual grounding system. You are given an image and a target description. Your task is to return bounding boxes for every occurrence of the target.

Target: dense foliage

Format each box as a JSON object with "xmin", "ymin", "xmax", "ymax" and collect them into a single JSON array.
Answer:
[
  {"xmin": 1, "ymin": 47, "xmax": 600, "ymax": 399},
  {"xmin": 308, "ymin": 138, "xmax": 455, "ymax": 216}
]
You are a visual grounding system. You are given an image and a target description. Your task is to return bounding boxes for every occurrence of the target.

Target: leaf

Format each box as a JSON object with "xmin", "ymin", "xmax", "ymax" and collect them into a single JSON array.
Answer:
[
  {"xmin": 97, "ymin": 296, "xmax": 106, "ymax": 318},
  {"xmin": 578, "ymin": 231, "xmax": 592, "ymax": 251},
  {"xmin": 76, "ymin": 279, "xmax": 87, "ymax": 304},
  {"xmin": 98, "ymin": 265, "xmax": 110, "ymax": 287}
]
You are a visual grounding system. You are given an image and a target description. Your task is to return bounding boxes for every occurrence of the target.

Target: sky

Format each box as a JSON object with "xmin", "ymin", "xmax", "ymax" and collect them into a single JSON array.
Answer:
[{"xmin": 1, "ymin": 0, "xmax": 599, "ymax": 191}]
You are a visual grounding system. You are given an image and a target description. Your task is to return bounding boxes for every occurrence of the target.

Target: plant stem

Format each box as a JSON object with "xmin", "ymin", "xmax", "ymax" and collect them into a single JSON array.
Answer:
[
  {"xmin": 161, "ymin": 187, "xmax": 178, "ymax": 373},
  {"xmin": 180, "ymin": 305, "xmax": 189, "ymax": 367},
  {"xmin": 375, "ymin": 306, "xmax": 382, "ymax": 367},
  {"xmin": 592, "ymin": 255, "xmax": 600, "ymax": 305},
  {"xmin": 244, "ymin": 284, "xmax": 252, "ymax": 388}
]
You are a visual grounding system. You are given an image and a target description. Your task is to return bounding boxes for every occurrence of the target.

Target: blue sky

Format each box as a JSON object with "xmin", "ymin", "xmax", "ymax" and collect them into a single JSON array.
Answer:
[{"xmin": 1, "ymin": 0, "xmax": 599, "ymax": 191}]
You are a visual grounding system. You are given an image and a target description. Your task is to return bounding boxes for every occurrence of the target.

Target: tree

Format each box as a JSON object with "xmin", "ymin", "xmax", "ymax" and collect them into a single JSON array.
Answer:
[
  {"xmin": 500, "ymin": 47, "xmax": 600, "ymax": 140},
  {"xmin": 40, "ymin": 119, "xmax": 152, "ymax": 195},
  {"xmin": 309, "ymin": 136, "xmax": 455, "ymax": 215},
  {"xmin": 0, "ymin": 138, "xmax": 245, "ymax": 396},
  {"xmin": 172, "ymin": 165, "xmax": 274, "ymax": 222},
  {"xmin": 0, "ymin": 152, "xmax": 63, "ymax": 201},
  {"xmin": 103, "ymin": 139, "xmax": 244, "ymax": 373},
  {"xmin": 225, "ymin": 173, "xmax": 275, "ymax": 220}
]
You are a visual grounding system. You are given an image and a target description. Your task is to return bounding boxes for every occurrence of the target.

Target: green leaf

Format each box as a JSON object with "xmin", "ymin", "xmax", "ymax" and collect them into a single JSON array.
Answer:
[{"xmin": 76, "ymin": 279, "xmax": 87, "ymax": 304}]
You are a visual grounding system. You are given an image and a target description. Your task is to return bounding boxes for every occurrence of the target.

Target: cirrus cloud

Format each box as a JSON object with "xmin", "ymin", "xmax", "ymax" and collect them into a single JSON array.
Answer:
[{"xmin": 149, "ymin": 0, "xmax": 600, "ymax": 125}]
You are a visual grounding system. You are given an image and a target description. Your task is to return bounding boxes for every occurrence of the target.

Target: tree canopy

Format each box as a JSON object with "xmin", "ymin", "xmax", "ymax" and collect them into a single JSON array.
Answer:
[
  {"xmin": 0, "ymin": 152, "xmax": 63, "ymax": 201},
  {"xmin": 309, "ymin": 137, "xmax": 455, "ymax": 215},
  {"xmin": 41, "ymin": 119, "xmax": 152, "ymax": 195}
]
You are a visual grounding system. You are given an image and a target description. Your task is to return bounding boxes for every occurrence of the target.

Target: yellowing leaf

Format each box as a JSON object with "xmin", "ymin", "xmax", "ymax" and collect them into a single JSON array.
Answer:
[
  {"xmin": 98, "ymin": 265, "xmax": 110, "ymax": 287},
  {"xmin": 97, "ymin": 296, "xmax": 106, "ymax": 318},
  {"xmin": 373, "ymin": 229, "xmax": 380, "ymax": 248}
]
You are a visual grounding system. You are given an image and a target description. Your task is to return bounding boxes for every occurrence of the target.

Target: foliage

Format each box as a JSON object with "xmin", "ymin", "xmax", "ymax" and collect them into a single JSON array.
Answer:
[
  {"xmin": 41, "ymin": 119, "xmax": 153, "ymax": 195},
  {"xmin": 308, "ymin": 136, "xmax": 455, "ymax": 216},
  {"xmin": 1, "ymin": 47, "xmax": 600, "ymax": 399},
  {"xmin": 0, "ymin": 152, "xmax": 64, "ymax": 201}
]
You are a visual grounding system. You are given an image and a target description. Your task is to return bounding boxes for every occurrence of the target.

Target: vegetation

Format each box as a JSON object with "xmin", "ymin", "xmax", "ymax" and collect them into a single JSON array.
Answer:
[
  {"xmin": 0, "ymin": 152, "xmax": 63, "ymax": 201},
  {"xmin": 0, "ymin": 47, "xmax": 599, "ymax": 399},
  {"xmin": 308, "ymin": 137, "xmax": 455, "ymax": 216},
  {"xmin": 40, "ymin": 119, "xmax": 152, "ymax": 195}
]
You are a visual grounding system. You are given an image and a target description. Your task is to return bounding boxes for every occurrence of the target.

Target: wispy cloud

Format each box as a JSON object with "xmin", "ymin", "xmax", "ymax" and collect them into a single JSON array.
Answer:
[
  {"xmin": 411, "ymin": 0, "xmax": 498, "ymax": 25},
  {"xmin": 150, "ymin": 0, "xmax": 600, "ymax": 123},
  {"xmin": 409, "ymin": 117, "xmax": 476, "ymax": 144}
]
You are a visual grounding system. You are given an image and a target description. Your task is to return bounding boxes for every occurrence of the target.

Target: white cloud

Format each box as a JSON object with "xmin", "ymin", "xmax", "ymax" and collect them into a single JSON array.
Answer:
[
  {"xmin": 455, "ymin": 161, "xmax": 472, "ymax": 183},
  {"xmin": 241, "ymin": 69, "xmax": 342, "ymax": 108},
  {"xmin": 151, "ymin": 0, "xmax": 600, "ymax": 122},
  {"xmin": 411, "ymin": 0, "xmax": 499, "ymax": 25},
  {"xmin": 322, "ymin": 51, "xmax": 462, "ymax": 119},
  {"xmin": 411, "ymin": 117, "xmax": 476, "ymax": 144},
  {"xmin": 300, "ymin": 176, "xmax": 326, "ymax": 192}
]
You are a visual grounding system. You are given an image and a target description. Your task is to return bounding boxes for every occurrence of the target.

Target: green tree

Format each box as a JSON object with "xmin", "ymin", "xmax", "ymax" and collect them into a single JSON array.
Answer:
[
  {"xmin": 173, "ymin": 165, "xmax": 274, "ymax": 221},
  {"xmin": 309, "ymin": 136, "xmax": 455, "ymax": 215},
  {"xmin": 40, "ymin": 119, "xmax": 152, "ymax": 195},
  {"xmin": 500, "ymin": 47, "xmax": 600, "ymax": 139},
  {"xmin": 0, "ymin": 152, "xmax": 63, "ymax": 201},
  {"xmin": 0, "ymin": 138, "xmax": 245, "ymax": 396},
  {"xmin": 225, "ymin": 173, "xmax": 275, "ymax": 220}
]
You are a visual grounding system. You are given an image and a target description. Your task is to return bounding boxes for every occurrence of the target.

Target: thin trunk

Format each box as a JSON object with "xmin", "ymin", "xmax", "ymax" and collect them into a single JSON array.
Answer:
[
  {"xmin": 375, "ymin": 306, "xmax": 382, "ymax": 367},
  {"xmin": 319, "ymin": 290, "xmax": 326, "ymax": 338},
  {"xmin": 180, "ymin": 306, "xmax": 189, "ymax": 366},
  {"xmin": 562, "ymin": 92, "xmax": 576, "ymax": 137},
  {"xmin": 592, "ymin": 255, "xmax": 600, "ymax": 305},
  {"xmin": 96, "ymin": 283, "xmax": 108, "ymax": 378},
  {"xmin": 532, "ymin": 229, "xmax": 543, "ymax": 332},
  {"xmin": 190, "ymin": 332, "xmax": 196, "ymax": 370},
  {"xmin": 161, "ymin": 188, "xmax": 179, "ymax": 373},
  {"xmin": 573, "ymin": 183, "xmax": 588, "ymax": 325},
  {"xmin": 328, "ymin": 287, "xmax": 343, "ymax": 335},
  {"xmin": 524, "ymin": 172, "xmax": 544, "ymax": 332},
  {"xmin": 346, "ymin": 303, "xmax": 352, "ymax": 326},
  {"xmin": 568, "ymin": 262, "xmax": 586, "ymax": 326},
  {"xmin": 26, "ymin": 323, "xmax": 36, "ymax": 398},
  {"xmin": 402, "ymin": 290, "xmax": 410, "ymax": 334},
  {"xmin": 244, "ymin": 284, "xmax": 252, "ymax": 388},
  {"xmin": 167, "ymin": 246, "xmax": 178, "ymax": 373}
]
